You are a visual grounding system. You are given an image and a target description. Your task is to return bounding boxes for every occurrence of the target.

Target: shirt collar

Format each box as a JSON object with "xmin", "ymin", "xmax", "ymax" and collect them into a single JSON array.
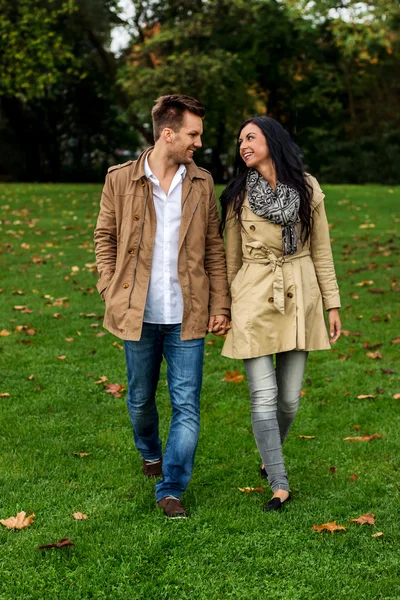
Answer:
[{"xmin": 144, "ymin": 154, "xmax": 186, "ymax": 183}]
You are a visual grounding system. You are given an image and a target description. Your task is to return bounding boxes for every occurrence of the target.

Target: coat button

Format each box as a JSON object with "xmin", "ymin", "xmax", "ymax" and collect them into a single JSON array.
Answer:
[
  {"xmin": 133, "ymin": 215, "xmax": 139, "ymax": 221},
  {"xmin": 123, "ymin": 283, "xmax": 129, "ymax": 289},
  {"xmin": 268, "ymin": 297, "xmax": 274, "ymax": 303},
  {"xmin": 287, "ymin": 292, "xmax": 293, "ymax": 299},
  {"xmin": 250, "ymin": 225, "xmax": 256, "ymax": 231},
  {"xmin": 128, "ymin": 248, "xmax": 135, "ymax": 255}
]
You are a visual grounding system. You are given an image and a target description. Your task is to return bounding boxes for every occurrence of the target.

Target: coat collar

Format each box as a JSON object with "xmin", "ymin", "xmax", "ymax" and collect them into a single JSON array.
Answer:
[{"xmin": 130, "ymin": 147, "xmax": 207, "ymax": 182}]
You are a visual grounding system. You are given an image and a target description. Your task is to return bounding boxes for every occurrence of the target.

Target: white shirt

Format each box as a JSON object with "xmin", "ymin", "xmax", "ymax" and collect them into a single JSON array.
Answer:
[{"xmin": 143, "ymin": 155, "xmax": 186, "ymax": 324}]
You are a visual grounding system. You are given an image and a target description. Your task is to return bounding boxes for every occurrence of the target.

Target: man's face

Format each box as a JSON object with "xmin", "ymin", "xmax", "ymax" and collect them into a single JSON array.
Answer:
[{"xmin": 168, "ymin": 112, "xmax": 203, "ymax": 165}]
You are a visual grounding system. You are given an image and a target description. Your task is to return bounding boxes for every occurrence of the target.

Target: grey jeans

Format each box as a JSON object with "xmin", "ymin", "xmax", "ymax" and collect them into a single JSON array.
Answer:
[{"xmin": 244, "ymin": 350, "xmax": 308, "ymax": 492}]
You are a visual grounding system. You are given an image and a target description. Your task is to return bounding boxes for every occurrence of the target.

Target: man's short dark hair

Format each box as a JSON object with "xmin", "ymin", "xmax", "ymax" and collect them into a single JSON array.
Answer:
[{"xmin": 152, "ymin": 94, "xmax": 205, "ymax": 141}]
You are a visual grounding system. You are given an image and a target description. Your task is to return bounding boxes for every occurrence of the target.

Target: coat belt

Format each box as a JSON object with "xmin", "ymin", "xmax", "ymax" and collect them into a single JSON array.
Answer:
[{"xmin": 242, "ymin": 245, "xmax": 311, "ymax": 315}]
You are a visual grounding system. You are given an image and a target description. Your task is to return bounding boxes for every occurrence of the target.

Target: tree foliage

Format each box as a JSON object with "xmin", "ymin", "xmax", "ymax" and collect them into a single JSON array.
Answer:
[{"xmin": 0, "ymin": 0, "xmax": 399, "ymax": 182}]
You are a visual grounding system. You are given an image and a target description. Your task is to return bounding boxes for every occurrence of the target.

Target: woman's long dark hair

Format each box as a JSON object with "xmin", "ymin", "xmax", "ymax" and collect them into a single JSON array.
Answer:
[{"xmin": 220, "ymin": 116, "xmax": 313, "ymax": 241}]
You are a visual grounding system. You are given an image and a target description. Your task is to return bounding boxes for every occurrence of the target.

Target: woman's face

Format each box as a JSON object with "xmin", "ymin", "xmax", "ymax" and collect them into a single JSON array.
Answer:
[{"xmin": 238, "ymin": 123, "xmax": 270, "ymax": 169}]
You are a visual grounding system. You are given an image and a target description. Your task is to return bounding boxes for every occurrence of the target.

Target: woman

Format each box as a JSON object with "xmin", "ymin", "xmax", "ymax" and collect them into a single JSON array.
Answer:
[{"xmin": 220, "ymin": 116, "xmax": 341, "ymax": 511}]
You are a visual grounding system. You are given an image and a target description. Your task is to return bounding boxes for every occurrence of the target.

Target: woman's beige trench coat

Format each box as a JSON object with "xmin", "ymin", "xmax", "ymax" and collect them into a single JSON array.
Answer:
[{"xmin": 222, "ymin": 176, "xmax": 341, "ymax": 359}]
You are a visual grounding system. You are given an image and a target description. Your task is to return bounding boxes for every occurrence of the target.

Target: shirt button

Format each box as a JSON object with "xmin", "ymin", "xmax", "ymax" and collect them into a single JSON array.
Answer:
[
  {"xmin": 250, "ymin": 225, "xmax": 256, "ymax": 231},
  {"xmin": 128, "ymin": 248, "xmax": 135, "ymax": 255},
  {"xmin": 133, "ymin": 215, "xmax": 139, "ymax": 221},
  {"xmin": 287, "ymin": 292, "xmax": 293, "ymax": 299},
  {"xmin": 123, "ymin": 283, "xmax": 129, "ymax": 289},
  {"xmin": 268, "ymin": 297, "xmax": 274, "ymax": 303}
]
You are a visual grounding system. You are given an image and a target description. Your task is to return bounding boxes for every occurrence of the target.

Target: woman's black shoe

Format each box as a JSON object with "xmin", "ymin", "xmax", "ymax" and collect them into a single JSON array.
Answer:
[
  {"xmin": 263, "ymin": 494, "xmax": 291, "ymax": 512},
  {"xmin": 260, "ymin": 466, "xmax": 268, "ymax": 480}
]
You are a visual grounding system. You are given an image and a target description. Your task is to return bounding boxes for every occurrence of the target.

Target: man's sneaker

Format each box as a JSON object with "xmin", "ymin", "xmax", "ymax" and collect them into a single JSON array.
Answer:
[
  {"xmin": 157, "ymin": 496, "xmax": 188, "ymax": 519},
  {"xmin": 142, "ymin": 458, "xmax": 162, "ymax": 478}
]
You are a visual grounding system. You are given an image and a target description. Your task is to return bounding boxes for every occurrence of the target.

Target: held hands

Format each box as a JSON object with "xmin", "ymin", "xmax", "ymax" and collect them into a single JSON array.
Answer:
[
  {"xmin": 208, "ymin": 315, "xmax": 231, "ymax": 336},
  {"xmin": 328, "ymin": 308, "xmax": 341, "ymax": 344}
]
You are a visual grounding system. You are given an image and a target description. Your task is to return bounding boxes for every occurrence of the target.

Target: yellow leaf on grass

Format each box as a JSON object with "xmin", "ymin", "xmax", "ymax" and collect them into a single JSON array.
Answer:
[
  {"xmin": 0, "ymin": 393, "xmax": 10, "ymax": 398},
  {"xmin": 344, "ymin": 434, "xmax": 382, "ymax": 442},
  {"xmin": 221, "ymin": 370, "xmax": 244, "ymax": 383},
  {"xmin": 372, "ymin": 532, "xmax": 384, "ymax": 538},
  {"xmin": 72, "ymin": 512, "xmax": 88, "ymax": 520},
  {"xmin": 357, "ymin": 394, "xmax": 376, "ymax": 399},
  {"xmin": 0, "ymin": 511, "xmax": 35, "ymax": 530},
  {"xmin": 0, "ymin": 329, "xmax": 11, "ymax": 336},
  {"xmin": 238, "ymin": 487, "xmax": 265, "ymax": 493},
  {"xmin": 312, "ymin": 521, "xmax": 346, "ymax": 533},
  {"xmin": 393, "ymin": 393, "xmax": 400, "ymax": 400},
  {"xmin": 349, "ymin": 513, "xmax": 375, "ymax": 525},
  {"xmin": 299, "ymin": 435, "xmax": 316, "ymax": 439}
]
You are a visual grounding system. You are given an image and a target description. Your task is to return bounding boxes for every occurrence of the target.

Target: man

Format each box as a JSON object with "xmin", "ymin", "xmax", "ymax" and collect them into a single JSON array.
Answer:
[{"xmin": 94, "ymin": 94, "xmax": 230, "ymax": 518}]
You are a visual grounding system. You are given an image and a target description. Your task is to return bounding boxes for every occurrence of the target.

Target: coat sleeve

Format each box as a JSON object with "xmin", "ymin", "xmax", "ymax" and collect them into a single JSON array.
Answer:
[
  {"xmin": 94, "ymin": 174, "xmax": 117, "ymax": 299},
  {"xmin": 309, "ymin": 180, "xmax": 341, "ymax": 311},
  {"xmin": 225, "ymin": 205, "xmax": 243, "ymax": 288},
  {"xmin": 204, "ymin": 182, "xmax": 231, "ymax": 317}
]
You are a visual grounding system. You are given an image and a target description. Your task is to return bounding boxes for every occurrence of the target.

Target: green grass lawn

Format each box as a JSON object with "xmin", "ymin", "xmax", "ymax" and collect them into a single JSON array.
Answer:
[{"xmin": 0, "ymin": 182, "xmax": 399, "ymax": 599}]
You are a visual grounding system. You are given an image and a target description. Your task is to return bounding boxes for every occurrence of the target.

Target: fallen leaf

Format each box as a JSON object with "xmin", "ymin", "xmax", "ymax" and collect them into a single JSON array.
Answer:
[
  {"xmin": 393, "ymin": 394, "xmax": 400, "ymax": 400},
  {"xmin": 105, "ymin": 383, "xmax": 125, "ymax": 398},
  {"xmin": 0, "ymin": 511, "xmax": 35, "ymax": 530},
  {"xmin": 96, "ymin": 332, "xmax": 106, "ymax": 337},
  {"xmin": 376, "ymin": 387, "xmax": 384, "ymax": 394},
  {"xmin": 26, "ymin": 329, "xmax": 36, "ymax": 335},
  {"xmin": 341, "ymin": 330, "xmax": 361, "ymax": 337},
  {"xmin": 65, "ymin": 338, "xmax": 74, "ymax": 342},
  {"xmin": 371, "ymin": 532, "xmax": 384, "ymax": 538},
  {"xmin": 381, "ymin": 369, "xmax": 395, "ymax": 374},
  {"xmin": 344, "ymin": 434, "xmax": 382, "ymax": 442},
  {"xmin": 300, "ymin": 389, "xmax": 306, "ymax": 397},
  {"xmin": 312, "ymin": 521, "xmax": 346, "ymax": 533},
  {"xmin": 353, "ymin": 424, "xmax": 362, "ymax": 430},
  {"xmin": 57, "ymin": 355, "xmax": 66, "ymax": 360},
  {"xmin": 0, "ymin": 393, "xmax": 10, "ymax": 398},
  {"xmin": 0, "ymin": 329, "xmax": 11, "ymax": 337},
  {"xmin": 349, "ymin": 474, "xmax": 359, "ymax": 482},
  {"xmin": 359, "ymin": 223, "xmax": 375, "ymax": 229},
  {"xmin": 206, "ymin": 340, "xmax": 215, "ymax": 345},
  {"xmin": 238, "ymin": 486, "xmax": 265, "ymax": 493},
  {"xmin": 28, "ymin": 374, "xmax": 34, "ymax": 380},
  {"xmin": 221, "ymin": 370, "xmax": 244, "ymax": 383},
  {"xmin": 391, "ymin": 337, "xmax": 400, "ymax": 344},
  {"xmin": 329, "ymin": 466, "xmax": 337, "ymax": 472},
  {"xmin": 339, "ymin": 354, "xmax": 352, "ymax": 361},
  {"xmin": 355, "ymin": 280, "xmax": 374, "ymax": 286},
  {"xmin": 72, "ymin": 512, "xmax": 88, "ymax": 520},
  {"xmin": 53, "ymin": 313, "xmax": 62, "ymax": 319},
  {"xmin": 368, "ymin": 289, "xmax": 385, "ymax": 294},
  {"xmin": 357, "ymin": 394, "xmax": 376, "ymax": 399},
  {"xmin": 349, "ymin": 513, "xmax": 375, "ymax": 525},
  {"xmin": 363, "ymin": 342, "xmax": 382, "ymax": 350},
  {"xmin": 112, "ymin": 341, "xmax": 123, "ymax": 350},
  {"xmin": 37, "ymin": 538, "xmax": 74, "ymax": 550},
  {"xmin": 366, "ymin": 351, "xmax": 383, "ymax": 360},
  {"xmin": 299, "ymin": 435, "xmax": 315, "ymax": 439},
  {"xmin": 95, "ymin": 376, "xmax": 108, "ymax": 384},
  {"xmin": 73, "ymin": 452, "xmax": 91, "ymax": 457}
]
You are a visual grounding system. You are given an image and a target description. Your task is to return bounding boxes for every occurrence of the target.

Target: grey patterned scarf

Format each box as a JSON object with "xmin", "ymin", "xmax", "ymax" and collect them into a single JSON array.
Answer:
[{"xmin": 246, "ymin": 168, "xmax": 300, "ymax": 255}]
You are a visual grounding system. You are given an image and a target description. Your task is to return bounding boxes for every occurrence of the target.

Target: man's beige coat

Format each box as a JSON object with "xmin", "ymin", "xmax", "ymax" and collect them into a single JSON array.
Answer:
[
  {"xmin": 94, "ymin": 148, "xmax": 230, "ymax": 341},
  {"xmin": 222, "ymin": 176, "xmax": 341, "ymax": 359}
]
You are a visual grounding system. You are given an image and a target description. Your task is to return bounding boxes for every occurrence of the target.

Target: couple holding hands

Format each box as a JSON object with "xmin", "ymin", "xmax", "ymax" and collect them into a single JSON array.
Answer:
[{"xmin": 94, "ymin": 94, "xmax": 341, "ymax": 519}]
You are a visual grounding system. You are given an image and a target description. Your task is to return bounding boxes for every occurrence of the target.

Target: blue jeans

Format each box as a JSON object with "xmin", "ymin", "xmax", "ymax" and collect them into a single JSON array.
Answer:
[{"xmin": 124, "ymin": 324, "xmax": 204, "ymax": 502}]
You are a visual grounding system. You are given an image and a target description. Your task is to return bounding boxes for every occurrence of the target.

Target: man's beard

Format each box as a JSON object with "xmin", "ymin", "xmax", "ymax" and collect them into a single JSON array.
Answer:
[{"xmin": 170, "ymin": 147, "xmax": 195, "ymax": 165}]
